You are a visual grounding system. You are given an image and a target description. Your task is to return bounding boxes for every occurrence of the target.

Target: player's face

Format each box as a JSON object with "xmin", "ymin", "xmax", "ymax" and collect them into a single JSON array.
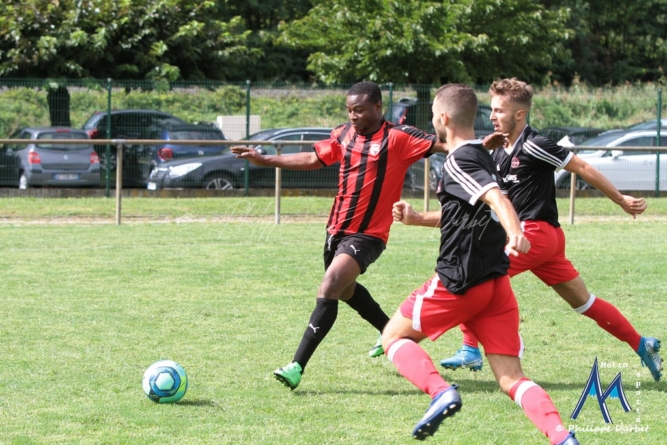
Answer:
[
  {"xmin": 346, "ymin": 94, "xmax": 382, "ymax": 135},
  {"xmin": 490, "ymin": 95, "xmax": 521, "ymax": 135},
  {"xmin": 431, "ymin": 103, "xmax": 447, "ymax": 143}
]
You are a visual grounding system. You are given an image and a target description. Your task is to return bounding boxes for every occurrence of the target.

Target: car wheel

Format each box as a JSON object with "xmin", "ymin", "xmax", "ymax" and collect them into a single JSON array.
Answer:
[
  {"xmin": 204, "ymin": 174, "xmax": 235, "ymax": 190},
  {"xmin": 99, "ymin": 152, "xmax": 117, "ymax": 171},
  {"xmin": 19, "ymin": 173, "xmax": 28, "ymax": 190},
  {"xmin": 403, "ymin": 170, "xmax": 416, "ymax": 190},
  {"xmin": 428, "ymin": 168, "xmax": 439, "ymax": 191}
]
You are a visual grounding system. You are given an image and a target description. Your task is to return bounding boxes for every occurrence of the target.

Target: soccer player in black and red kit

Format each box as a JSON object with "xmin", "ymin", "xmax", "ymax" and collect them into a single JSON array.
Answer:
[
  {"xmin": 387, "ymin": 83, "xmax": 578, "ymax": 444},
  {"xmin": 434, "ymin": 78, "xmax": 663, "ymax": 382},
  {"xmin": 231, "ymin": 81, "xmax": 487, "ymax": 389}
]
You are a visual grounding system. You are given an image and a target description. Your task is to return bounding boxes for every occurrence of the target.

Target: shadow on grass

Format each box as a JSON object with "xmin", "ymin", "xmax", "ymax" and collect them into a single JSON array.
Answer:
[{"xmin": 174, "ymin": 398, "xmax": 221, "ymax": 407}]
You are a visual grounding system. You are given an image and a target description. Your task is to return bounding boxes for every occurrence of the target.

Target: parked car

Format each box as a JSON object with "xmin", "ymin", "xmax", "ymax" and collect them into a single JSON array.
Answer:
[
  {"xmin": 384, "ymin": 97, "xmax": 495, "ymax": 138},
  {"xmin": 409, "ymin": 153, "xmax": 447, "ymax": 191},
  {"xmin": 141, "ymin": 122, "xmax": 227, "ymax": 173},
  {"xmin": 627, "ymin": 118, "xmax": 667, "ymax": 131},
  {"xmin": 3, "ymin": 127, "xmax": 100, "ymax": 189},
  {"xmin": 147, "ymin": 128, "xmax": 335, "ymax": 190},
  {"xmin": 0, "ymin": 140, "xmax": 21, "ymax": 186},
  {"xmin": 82, "ymin": 109, "xmax": 187, "ymax": 186},
  {"xmin": 554, "ymin": 130, "xmax": 667, "ymax": 190},
  {"xmin": 538, "ymin": 126, "xmax": 605, "ymax": 146}
]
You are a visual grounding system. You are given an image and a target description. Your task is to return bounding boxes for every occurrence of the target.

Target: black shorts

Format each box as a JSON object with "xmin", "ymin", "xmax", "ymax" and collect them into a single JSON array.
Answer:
[{"xmin": 323, "ymin": 232, "xmax": 386, "ymax": 274}]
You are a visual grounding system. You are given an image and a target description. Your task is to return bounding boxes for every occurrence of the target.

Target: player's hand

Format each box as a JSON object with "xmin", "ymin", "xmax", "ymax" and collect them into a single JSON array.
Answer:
[
  {"xmin": 618, "ymin": 195, "xmax": 647, "ymax": 219},
  {"xmin": 230, "ymin": 146, "xmax": 266, "ymax": 165},
  {"xmin": 482, "ymin": 132, "xmax": 509, "ymax": 151},
  {"xmin": 505, "ymin": 234, "xmax": 530, "ymax": 256},
  {"xmin": 392, "ymin": 201, "xmax": 419, "ymax": 225}
]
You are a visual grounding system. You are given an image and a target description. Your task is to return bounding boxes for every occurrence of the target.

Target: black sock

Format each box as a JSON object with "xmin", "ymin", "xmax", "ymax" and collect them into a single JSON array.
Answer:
[
  {"xmin": 344, "ymin": 283, "xmax": 390, "ymax": 332},
  {"xmin": 293, "ymin": 299, "xmax": 339, "ymax": 370}
]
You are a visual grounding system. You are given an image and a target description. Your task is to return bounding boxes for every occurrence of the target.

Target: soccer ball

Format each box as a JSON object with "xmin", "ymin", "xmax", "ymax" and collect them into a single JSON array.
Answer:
[{"xmin": 142, "ymin": 360, "xmax": 188, "ymax": 403}]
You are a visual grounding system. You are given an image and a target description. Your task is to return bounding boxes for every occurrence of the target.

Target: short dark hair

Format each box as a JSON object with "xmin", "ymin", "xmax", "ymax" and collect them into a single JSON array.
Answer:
[
  {"xmin": 434, "ymin": 83, "xmax": 478, "ymax": 127},
  {"xmin": 347, "ymin": 81, "xmax": 382, "ymax": 104}
]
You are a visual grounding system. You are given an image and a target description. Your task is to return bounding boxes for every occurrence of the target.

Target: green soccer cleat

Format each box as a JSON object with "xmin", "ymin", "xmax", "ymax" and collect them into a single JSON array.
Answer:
[
  {"xmin": 274, "ymin": 362, "xmax": 303, "ymax": 390},
  {"xmin": 369, "ymin": 332, "xmax": 384, "ymax": 357}
]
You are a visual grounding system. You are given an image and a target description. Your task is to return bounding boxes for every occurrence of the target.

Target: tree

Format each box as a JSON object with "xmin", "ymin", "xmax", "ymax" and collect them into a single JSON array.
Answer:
[
  {"xmin": 0, "ymin": 0, "xmax": 259, "ymax": 81},
  {"xmin": 278, "ymin": 0, "xmax": 571, "ymax": 128},
  {"xmin": 544, "ymin": 0, "xmax": 667, "ymax": 86},
  {"xmin": 0, "ymin": 0, "xmax": 260, "ymax": 125}
]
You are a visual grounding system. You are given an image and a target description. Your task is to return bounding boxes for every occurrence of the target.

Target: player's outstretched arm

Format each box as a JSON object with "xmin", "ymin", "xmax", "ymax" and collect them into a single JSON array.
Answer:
[
  {"xmin": 482, "ymin": 132, "xmax": 508, "ymax": 151},
  {"xmin": 479, "ymin": 188, "xmax": 530, "ymax": 256},
  {"xmin": 230, "ymin": 146, "xmax": 324, "ymax": 170},
  {"xmin": 392, "ymin": 201, "xmax": 441, "ymax": 227},
  {"xmin": 564, "ymin": 155, "xmax": 648, "ymax": 218}
]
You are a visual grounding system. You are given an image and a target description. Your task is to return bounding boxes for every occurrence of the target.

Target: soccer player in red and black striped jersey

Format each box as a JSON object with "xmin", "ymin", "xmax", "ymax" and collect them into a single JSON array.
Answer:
[
  {"xmin": 438, "ymin": 78, "xmax": 663, "ymax": 382},
  {"xmin": 387, "ymin": 84, "xmax": 577, "ymax": 445},
  {"xmin": 231, "ymin": 81, "xmax": 454, "ymax": 390}
]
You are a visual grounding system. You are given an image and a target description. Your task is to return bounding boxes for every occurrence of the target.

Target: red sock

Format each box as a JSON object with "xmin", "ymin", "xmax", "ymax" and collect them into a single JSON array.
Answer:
[
  {"xmin": 510, "ymin": 378, "xmax": 569, "ymax": 444},
  {"xmin": 386, "ymin": 339, "xmax": 450, "ymax": 398},
  {"xmin": 461, "ymin": 324, "xmax": 480, "ymax": 349},
  {"xmin": 578, "ymin": 295, "xmax": 642, "ymax": 350}
]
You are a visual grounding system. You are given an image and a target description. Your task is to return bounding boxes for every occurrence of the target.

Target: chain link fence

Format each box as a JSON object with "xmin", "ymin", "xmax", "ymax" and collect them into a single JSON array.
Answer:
[{"xmin": 0, "ymin": 78, "xmax": 665, "ymax": 203}]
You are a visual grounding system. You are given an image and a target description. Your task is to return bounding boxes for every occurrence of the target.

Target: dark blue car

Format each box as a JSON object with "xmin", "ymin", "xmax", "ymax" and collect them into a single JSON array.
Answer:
[{"xmin": 142, "ymin": 122, "xmax": 228, "ymax": 173}]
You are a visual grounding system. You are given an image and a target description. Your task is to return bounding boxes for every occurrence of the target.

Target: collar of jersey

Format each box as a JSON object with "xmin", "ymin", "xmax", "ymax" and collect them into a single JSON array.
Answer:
[
  {"xmin": 505, "ymin": 125, "xmax": 530, "ymax": 154},
  {"xmin": 453, "ymin": 139, "xmax": 483, "ymax": 150}
]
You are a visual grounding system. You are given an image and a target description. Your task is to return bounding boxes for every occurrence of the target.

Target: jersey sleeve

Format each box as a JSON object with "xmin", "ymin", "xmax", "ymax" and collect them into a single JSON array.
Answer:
[
  {"xmin": 390, "ymin": 125, "xmax": 437, "ymax": 163},
  {"xmin": 313, "ymin": 128, "xmax": 345, "ymax": 166},
  {"xmin": 523, "ymin": 135, "xmax": 574, "ymax": 171},
  {"xmin": 443, "ymin": 148, "xmax": 499, "ymax": 205}
]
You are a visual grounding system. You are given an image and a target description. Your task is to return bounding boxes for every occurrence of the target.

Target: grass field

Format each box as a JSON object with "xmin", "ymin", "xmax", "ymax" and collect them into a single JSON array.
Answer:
[{"xmin": 0, "ymin": 197, "xmax": 665, "ymax": 444}]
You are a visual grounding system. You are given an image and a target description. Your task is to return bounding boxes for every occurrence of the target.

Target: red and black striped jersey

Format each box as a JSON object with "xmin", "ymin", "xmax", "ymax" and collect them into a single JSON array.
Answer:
[
  {"xmin": 314, "ymin": 120, "xmax": 436, "ymax": 243},
  {"xmin": 492, "ymin": 126, "xmax": 573, "ymax": 227}
]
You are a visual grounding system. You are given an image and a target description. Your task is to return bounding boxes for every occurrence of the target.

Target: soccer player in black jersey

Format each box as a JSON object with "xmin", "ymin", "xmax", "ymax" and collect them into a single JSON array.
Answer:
[
  {"xmin": 386, "ymin": 84, "xmax": 578, "ymax": 444},
  {"xmin": 436, "ymin": 78, "xmax": 663, "ymax": 382},
  {"xmin": 231, "ymin": 81, "xmax": 461, "ymax": 390}
]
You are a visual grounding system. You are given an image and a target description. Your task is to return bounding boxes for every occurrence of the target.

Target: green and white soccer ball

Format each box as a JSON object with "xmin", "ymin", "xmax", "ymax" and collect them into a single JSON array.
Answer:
[{"xmin": 142, "ymin": 360, "xmax": 188, "ymax": 403}]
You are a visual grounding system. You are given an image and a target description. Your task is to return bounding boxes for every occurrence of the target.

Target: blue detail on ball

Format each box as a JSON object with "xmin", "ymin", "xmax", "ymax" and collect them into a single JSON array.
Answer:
[{"xmin": 143, "ymin": 360, "xmax": 188, "ymax": 403}]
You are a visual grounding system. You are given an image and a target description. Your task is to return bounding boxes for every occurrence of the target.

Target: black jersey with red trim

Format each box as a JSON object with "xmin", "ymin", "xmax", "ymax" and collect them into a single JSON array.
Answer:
[
  {"xmin": 435, "ymin": 141, "xmax": 509, "ymax": 295},
  {"xmin": 492, "ymin": 126, "xmax": 573, "ymax": 228},
  {"xmin": 313, "ymin": 120, "xmax": 436, "ymax": 243}
]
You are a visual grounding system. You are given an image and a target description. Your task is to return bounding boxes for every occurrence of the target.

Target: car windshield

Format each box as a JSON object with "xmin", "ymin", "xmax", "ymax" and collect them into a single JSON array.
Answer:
[
  {"xmin": 627, "ymin": 119, "xmax": 667, "ymax": 130},
  {"xmin": 170, "ymin": 130, "xmax": 225, "ymax": 141},
  {"xmin": 36, "ymin": 132, "xmax": 91, "ymax": 150},
  {"xmin": 579, "ymin": 131, "xmax": 629, "ymax": 148},
  {"xmin": 248, "ymin": 129, "xmax": 284, "ymax": 141}
]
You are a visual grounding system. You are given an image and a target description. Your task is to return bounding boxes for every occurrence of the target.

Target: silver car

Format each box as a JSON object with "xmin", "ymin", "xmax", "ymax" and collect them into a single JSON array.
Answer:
[
  {"xmin": 555, "ymin": 130, "xmax": 667, "ymax": 190},
  {"xmin": 8, "ymin": 127, "xmax": 101, "ymax": 189}
]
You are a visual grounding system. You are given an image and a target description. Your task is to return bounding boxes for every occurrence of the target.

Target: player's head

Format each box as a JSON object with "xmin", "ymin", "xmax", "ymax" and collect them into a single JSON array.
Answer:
[
  {"xmin": 346, "ymin": 81, "xmax": 383, "ymax": 135},
  {"xmin": 489, "ymin": 78, "xmax": 533, "ymax": 136},
  {"xmin": 432, "ymin": 84, "xmax": 478, "ymax": 143}
]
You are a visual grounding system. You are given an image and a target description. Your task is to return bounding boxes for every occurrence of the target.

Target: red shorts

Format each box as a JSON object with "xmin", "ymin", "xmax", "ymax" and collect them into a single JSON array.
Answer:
[
  {"xmin": 508, "ymin": 220, "xmax": 579, "ymax": 286},
  {"xmin": 400, "ymin": 275, "xmax": 523, "ymax": 357}
]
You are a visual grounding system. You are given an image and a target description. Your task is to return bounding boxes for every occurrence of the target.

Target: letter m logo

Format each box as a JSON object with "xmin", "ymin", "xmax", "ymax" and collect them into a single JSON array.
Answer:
[{"xmin": 570, "ymin": 357, "xmax": 632, "ymax": 423}]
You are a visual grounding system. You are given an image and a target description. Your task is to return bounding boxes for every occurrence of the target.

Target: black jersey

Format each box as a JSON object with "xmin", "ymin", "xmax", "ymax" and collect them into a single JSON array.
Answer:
[
  {"xmin": 492, "ymin": 126, "xmax": 573, "ymax": 227},
  {"xmin": 435, "ymin": 141, "xmax": 509, "ymax": 295}
]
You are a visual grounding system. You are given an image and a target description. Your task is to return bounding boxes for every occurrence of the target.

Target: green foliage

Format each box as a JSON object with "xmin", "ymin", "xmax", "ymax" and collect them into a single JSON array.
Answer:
[
  {"xmin": 278, "ymin": 0, "xmax": 570, "ymax": 85},
  {"xmin": 0, "ymin": 0, "xmax": 258, "ymax": 81},
  {"xmin": 546, "ymin": 0, "xmax": 667, "ymax": 86},
  {"xmin": 0, "ymin": 82, "xmax": 665, "ymax": 137}
]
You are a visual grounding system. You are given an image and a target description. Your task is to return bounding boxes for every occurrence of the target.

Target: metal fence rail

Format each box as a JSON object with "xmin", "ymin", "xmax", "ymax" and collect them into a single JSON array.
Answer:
[{"xmin": 0, "ymin": 138, "xmax": 665, "ymax": 225}]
